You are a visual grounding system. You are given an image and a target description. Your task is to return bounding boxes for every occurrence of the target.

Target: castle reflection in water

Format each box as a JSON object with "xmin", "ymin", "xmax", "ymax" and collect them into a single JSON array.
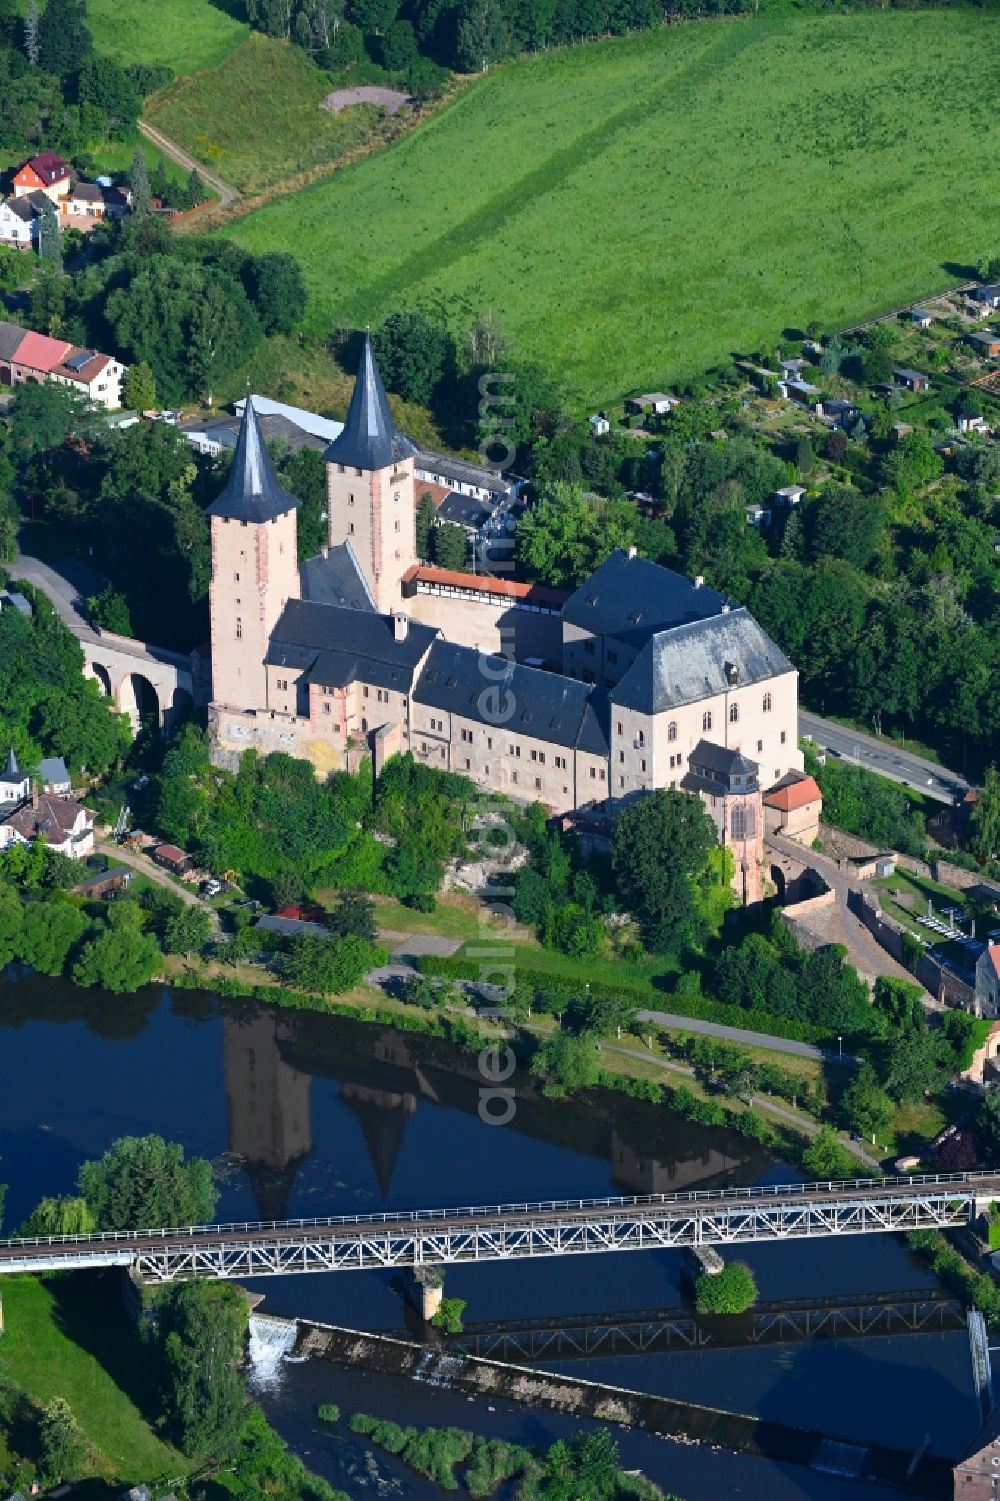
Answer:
[{"xmin": 223, "ymin": 1009, "xmax": 767, "ymax": 1220}]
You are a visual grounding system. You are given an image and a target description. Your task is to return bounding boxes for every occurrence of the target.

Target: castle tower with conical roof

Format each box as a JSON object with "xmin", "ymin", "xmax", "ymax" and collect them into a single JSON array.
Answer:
[
  {"xmin": 323, "ymin": 337, "xmax": 417, "ymax": 613},
  {"xmin": 207, "ymin": 398, "xmax": 301, "ymax": 712}
]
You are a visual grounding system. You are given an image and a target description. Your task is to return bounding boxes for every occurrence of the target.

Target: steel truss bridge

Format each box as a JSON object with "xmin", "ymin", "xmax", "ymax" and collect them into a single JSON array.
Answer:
[
  {"xmin": 0, "ymin": 1171, "xmax": 995, "ymax": 1284},
  {"xmin": 440, "ymin": 1288, "xmax": 966, "ymax": 1362}
]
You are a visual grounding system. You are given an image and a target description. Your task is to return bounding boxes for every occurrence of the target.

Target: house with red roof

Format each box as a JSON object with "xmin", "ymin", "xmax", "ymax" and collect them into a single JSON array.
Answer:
[
  {"xmin": 762, "ymin": 772, "xmax": 822, "ymax": 844},
  {"xmin": 13, "ymin": 152, "xmax": 71, "ymax": 204},
  {"xmin": 1, "ymin": 320, "xmax": 125, "ymax": 408}
]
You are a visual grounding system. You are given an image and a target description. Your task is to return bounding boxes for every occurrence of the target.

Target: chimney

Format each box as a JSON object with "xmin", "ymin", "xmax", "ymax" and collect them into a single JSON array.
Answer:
[
  {"xmin": 392, "ymin": 611, "xmax": 409, "ymax": 642},
  {"xmin": 694, "ymin": 575, "xmax": 704, "ymax": 589},
  {"xmin": 626, "ymin": 545, "xmax": 638, "ymax": 559}
]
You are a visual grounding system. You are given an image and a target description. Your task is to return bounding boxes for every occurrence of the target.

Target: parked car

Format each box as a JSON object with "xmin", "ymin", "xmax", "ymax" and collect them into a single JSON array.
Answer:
[{"xmin": 202, "ymin": 878, "xmax": 222, "ymax": 899}]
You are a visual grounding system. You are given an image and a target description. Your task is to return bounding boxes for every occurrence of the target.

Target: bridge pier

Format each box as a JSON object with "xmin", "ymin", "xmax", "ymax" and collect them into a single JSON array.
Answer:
[
  {"xmin": 682, "ymin": 1245, "xmax": 724, "ymax": 1293},
  {"xmin": 404, "ymin": 1268, "xmax": 443, "ymax": 1322}
]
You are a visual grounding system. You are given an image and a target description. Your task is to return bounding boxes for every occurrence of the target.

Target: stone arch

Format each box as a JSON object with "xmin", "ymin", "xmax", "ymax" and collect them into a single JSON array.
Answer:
[
  {"xmin": 117, "ymin": 673, "xmax": 161, "ymax": 735},
  {"xmin": 165, "ymin": 686, "xmax": 194, "ymax": 735},
  {"xmin": 770, "ymin": 864, "xmax": 787, "ymax": 904},
  {"xmin": 88, "ymin": 662, "xmax": 112, "ymax": 696}
]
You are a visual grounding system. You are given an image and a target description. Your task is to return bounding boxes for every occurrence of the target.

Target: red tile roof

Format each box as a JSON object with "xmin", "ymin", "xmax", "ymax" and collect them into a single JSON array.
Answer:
[
  {"xmin": 763, "ymin": 775, "xmax": 822, "ymax": 812},
  {"xmin": 402, "ymin": 564, "xmax": 569, "ymax": 608},
  {"xmin": 14, "ymin": 330, "xmax": 72, "ymax": 374},
  {"xmin": 985, "ymin": 943, "xmax": 1000, "ymax": 981}
]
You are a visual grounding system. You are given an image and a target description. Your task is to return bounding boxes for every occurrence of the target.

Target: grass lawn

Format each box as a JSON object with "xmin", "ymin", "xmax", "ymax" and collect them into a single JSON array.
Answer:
[
  {"xmin": 87, "ymin": 0, "xmax": 248, "ymax": 73},
  {"xmin": 145, "ymin": 33, "xmax": 387, "ymax": 194},
  {"xmin": 223, "ymin": 11, "xmax": 1000, "ymax": 408},
  {"xmin": 0, "ymin": 1273, "xmax": 189, "ymax": 1483},
  {"xmin": 453, "ymin": 937, "xmax": 676, "ymax": 994}
]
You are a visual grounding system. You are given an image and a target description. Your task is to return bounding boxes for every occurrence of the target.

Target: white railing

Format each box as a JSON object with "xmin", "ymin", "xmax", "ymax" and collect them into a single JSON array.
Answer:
[{"xmin": 0, "ymin": 1170, "xmax": 993, "ymax": 1256}]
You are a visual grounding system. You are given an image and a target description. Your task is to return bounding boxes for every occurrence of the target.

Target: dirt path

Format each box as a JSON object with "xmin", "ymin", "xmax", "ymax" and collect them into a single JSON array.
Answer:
[
  {"xmin": 97, "ymin": 839, "xmax": 220, "ymax": 931},
  {"xmin": 138, "ymin": 119, "xmax": 240, "ymax": 208}
]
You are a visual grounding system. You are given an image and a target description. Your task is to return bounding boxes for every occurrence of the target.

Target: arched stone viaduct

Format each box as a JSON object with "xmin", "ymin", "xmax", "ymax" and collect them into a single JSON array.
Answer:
[{"xmin": 82, "ymin": 628, "xmax": 204, "ymax": 736}]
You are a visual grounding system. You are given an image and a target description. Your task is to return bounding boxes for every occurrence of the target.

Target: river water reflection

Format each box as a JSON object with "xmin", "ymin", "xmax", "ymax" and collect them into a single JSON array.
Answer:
[{"xmin": 0, "ymin": 970, "xmax": 981, "ymax": 1493}]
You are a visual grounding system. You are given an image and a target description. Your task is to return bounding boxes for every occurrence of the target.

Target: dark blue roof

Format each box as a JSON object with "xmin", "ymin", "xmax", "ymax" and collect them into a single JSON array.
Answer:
[
  {"xmin": 562, "ymin": 550, "xmax": 728, "ymax": 646},
  {"xmin": 324, "ymin": 336, "xmax": 415, "ymax": 472},
  {"xmin": 300, "ymin": 541, "xmax": 375, "ymax": 611},
  {"xmin": 414, "ymin": 640, "xmax": 608, "ymax": 754},
  {"xmin": 206, "ymin": 399, "xmax": 300, "ymax": 524},
  {"xmin": 267, "ymin": 599, "xmax": 436, "ymax": 692}
]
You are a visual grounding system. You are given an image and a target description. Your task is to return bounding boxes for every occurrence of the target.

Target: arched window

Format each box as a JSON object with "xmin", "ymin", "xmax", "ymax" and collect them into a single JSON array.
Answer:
[
  {"xmin": 731, "ymin": 805, "xmax": 746, "ymax": 840},
  {"xmin": 729, "ymin": 703, "xmax": 739, "ymax": 723},
  {"xmin": 235, "ymin": 618, "xmax": 242, "ymax": 640},
  {"xmin": 668, "ymin": 721, "xmax": 678, "ymax": 742},
  {"xmin": 702, "ymin": 710, "xmax": 713, "ymax": 732},
  {"xmin": 763, "ymin": 692, "xmax": 772, "ymax": 713}
]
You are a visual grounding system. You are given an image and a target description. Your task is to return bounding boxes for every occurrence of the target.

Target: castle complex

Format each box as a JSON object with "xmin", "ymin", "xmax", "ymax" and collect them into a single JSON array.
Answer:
[{"xmin": 208, "ymin": 340, "xmax": 805, "ymax": 903}]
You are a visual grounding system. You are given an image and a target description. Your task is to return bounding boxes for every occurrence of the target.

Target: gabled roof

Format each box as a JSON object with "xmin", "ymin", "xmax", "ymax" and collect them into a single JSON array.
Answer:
[
  {"xmin": 764, "ymin": 774, "xmax": 822, "ymax": 812},
  {"xmin": 14, "ymin": 329, "xmax": 71, "ymax": 373},
  {"xmin": 206, "ymin": 398, "xmax": 301, "ymax": 524},
  {"xmin": 18, "ymin": 151, "xmax": 69, "ymax": 185},
  {"xmin": 413, "ymin": 639, "xmax": 607, "ymax": 754},
  {"xmin": 982, "ymin": 943, "xmax": 1000, "ymax": 982},
  {"xmin": 612, "ymin": 608, "xmax": 794, "ymax": 715},
  {"xmin": 36, "ymin": 756, "xmax": 69, "ymax": 785},
  {"xmin": 323, "ymin": 336, "xmax": 414, "ymax": 472},
  {"xmin": 300, "ymin": 541, "xmax": 376, "ymax": 611},
  {"xmin": 562, "ymin": 550, "xmax": 728, "ymax": 645},
  {"xmin": 0, "ymin": 322, "xmax": 26, "ymax": 365},
  {"xmin": 267, "ymin": 599, "xmax": 436, "ymax": 693}
]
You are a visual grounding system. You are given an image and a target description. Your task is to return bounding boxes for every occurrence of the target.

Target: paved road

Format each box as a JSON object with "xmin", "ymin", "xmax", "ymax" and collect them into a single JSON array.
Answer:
[
  {"xmin": 138, "ymin": 120, "xmax": 239, "ymax": 208},
  {"xmin": 799, "ymin": 710, "xmax": 969, "ymax": 805},
  {"xmin": 12, "ymin": 548, "xmax": 103, "ymax": 638},
  {"xmin": 632, "ymin": 1008, "xmax": 853, "ymax": 1064}
]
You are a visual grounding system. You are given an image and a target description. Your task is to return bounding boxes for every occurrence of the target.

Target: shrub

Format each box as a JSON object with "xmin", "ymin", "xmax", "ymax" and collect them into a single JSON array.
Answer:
[
  {"xmin": 696, "ymin": 1261, "xmax": 757, "ymax": 1315},
  {"xmin": 317, "ymin": 1404, "xmax": 340, "ymax": 1424}
]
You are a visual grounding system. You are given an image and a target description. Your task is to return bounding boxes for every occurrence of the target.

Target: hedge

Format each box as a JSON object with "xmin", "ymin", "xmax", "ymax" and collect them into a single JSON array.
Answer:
[{"xmin": 414, "ymin": 955, "xmax": 831, "ymax": 1045}]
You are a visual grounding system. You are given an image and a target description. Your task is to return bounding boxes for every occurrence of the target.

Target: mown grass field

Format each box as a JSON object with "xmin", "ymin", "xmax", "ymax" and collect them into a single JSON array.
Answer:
[
  {"xmin": 223, "ymin": 11, "xmax": 1000, "ymax": 408},
  {"xmin": 1, "ymin": 1274, "xmax": 189, "ymax": 1483},
  {"xmin": 87, "ymin": 0, "xmax": 248, "ymax": 73},
  {"xmin": 145, "ymin": 32, "xmax": 385, "ymax": 194}
]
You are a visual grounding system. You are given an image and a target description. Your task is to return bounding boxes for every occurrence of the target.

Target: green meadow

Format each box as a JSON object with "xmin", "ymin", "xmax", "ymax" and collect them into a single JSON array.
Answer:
[
  {"xmin": 87, "ymin": 0, "xmax": 248, "ymax": 73},
  {"xmin": 222, "ymin": 12, "xmax": 1000, "ymax": 408}
]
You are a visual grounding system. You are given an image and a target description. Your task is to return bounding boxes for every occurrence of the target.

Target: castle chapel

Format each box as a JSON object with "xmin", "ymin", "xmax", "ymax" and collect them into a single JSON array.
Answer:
[{"xmin": 208, "ymin": 339, "xmax": 804, "ymax": 903}]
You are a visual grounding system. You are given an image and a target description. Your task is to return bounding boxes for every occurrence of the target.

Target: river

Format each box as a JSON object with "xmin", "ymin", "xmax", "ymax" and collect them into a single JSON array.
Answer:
[{"xmin": 0, "ymin": 970, "xmax": 981, "ymax": 1497}]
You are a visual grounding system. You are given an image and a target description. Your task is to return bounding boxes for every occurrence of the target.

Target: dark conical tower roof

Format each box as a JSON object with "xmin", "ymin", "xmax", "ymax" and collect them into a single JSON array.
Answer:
[
  {"xmin": 324, "ymin": 335, "xmax": 415, "ymax": 472},
  {"xmin": 206, "ymin": 397, "xmax": 300, "ymax": 524},
  {"xmin": 1, "ymin": 746, "xmax": 21, "ymax": 782}
]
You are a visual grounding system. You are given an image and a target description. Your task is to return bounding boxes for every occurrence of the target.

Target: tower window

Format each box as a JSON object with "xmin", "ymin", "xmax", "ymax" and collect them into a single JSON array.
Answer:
[
  {"xmin": 235, "ymin": 619, "xmax": 242, "ymax": 639},
  {"xmin": 348, "ymin": 494, "xmax": 354, "ymax": 505},
  {"xmin": 729, "ymin": 703, "xmax": 739, "ymax": 723},
  {"xmin": 702, "ymin": 711, "xmax": 713, "ymax": 731},
  {"xmin": 234, "ymin": 572, "xmax": 240, "ymax": 582},
  {"xmin": 763, "ymin": 692, "xmax": 773, "ymax": 712},
  {"xmin": 668, "ymin": 721, "xmax": 677, "ymax": 742},
  {"xmin": 349, "ymin": 523, "xmax": 354, "ymax": 534}
]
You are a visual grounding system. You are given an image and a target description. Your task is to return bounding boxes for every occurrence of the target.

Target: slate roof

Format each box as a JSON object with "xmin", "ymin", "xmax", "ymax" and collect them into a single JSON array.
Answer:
[
  {"xmin": 36, "ymin": 756, "xmax": 69, "ymax": 786},
  {"xmin": 300, "ymin": 541, "xmax": 375, "ymax": 611},
  {"xmin": 562, "ymin": 550, "xmax": 728, "ymax": 645},
  {"xmin": 612, "ymin": 608, "xmax": 794, "ymax": 715},
  {"xmin": 255, "ymin": 913, "xmax": 329, "ymax": 938},
  {"xmin": 413, "ymin": 640, "xmax": 608, "ymax": 755},
  {"xmin": 0, "ymin": 322, "xmax": 26, "ymax": 365},
  {"xmin": 206, "ymin": 398, "xmax": 301, "ymax": 524},
  {"xmin": 324, "ymin": 336, "xmax": 415, "ymax": 472},
  {"xmin": 689, "ymin": 740, "xmax": 758, "ymax": 778},
  {"xmin": 436, "ymin": 490, "xmax": 493, "ymax": 528},
  {"xmin": 3, "ymin": 794, "xmax": 91, "ymax": 844},
  {"xmin": 268, "ymin": 600, "xmax": 436, "ymax": 693},
  {"xmin": 0, "ymin": 746, "xmax": 21, "ymax": 784},
  {"xmin": 412, "ymin": 447, "xmax": 513, "ymax": 497}
]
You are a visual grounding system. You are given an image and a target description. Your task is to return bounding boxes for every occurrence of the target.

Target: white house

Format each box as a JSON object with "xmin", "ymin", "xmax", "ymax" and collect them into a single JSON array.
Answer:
[
  {"xmin": 626, "ymin": 392, "xmax": 677, "ymax": 416},
  {"xmin": 973, "ymin": 284, "xmax": 1000, "ymax": 311},
  {"xmin": 910, "ymin": 307, "xmax": 934, "ymax": 328},
  {"xmin": 0, "ymin": 792, "xmax": 95, "ymax": 858},
  {"xmin": 976, "ymin": 943, "xmax": 1000, "ymax": 1020},
  {"xmin": 959, "ymin": 413, "xmax": 990, "ymax": 436},
  {"xmin": 774, "ymin": 484, "xmax": 806, "ymax": 507},
  {"xmin": 589, "ymin": 414, "xmax": 610, "ymax": 436},
  {"xmin": 0, "ymin": 747, "xmax": 30, "ymax": 807},
  {"xmin": 49, "ymin": 349, "xmax": 127, "ymax": 412},
  {"xmin": 0, "ymin": 195, "xmax": 43, "ymax": 249},
  {"xmin": 36, "ymin": 756, "xmax": 71, "ymax": 795}
]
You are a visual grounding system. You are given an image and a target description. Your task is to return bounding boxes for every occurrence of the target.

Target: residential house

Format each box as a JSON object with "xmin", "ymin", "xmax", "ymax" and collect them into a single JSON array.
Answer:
[
  {"xmin": 435, "ymin": 486, "xmax": 524, "ymax": 569},
  {"xmin": 909, "ymin": 308, "xmax": 934, "ymax": 328},
  {"xmin": 763, "ymin": 772, "xmax": 822, "ymax": 844},
  {"xmin": 773, "ymin": 484, "xmax": 806, "ymax": 507},
  {"xmin": 975, "ymin": 943, "xmax": 1000, "ymax": 1020},
  {"xmin": 958, "ymin": 413, "xmax": 990, "ymax": 436},
  {"xmin": 12, "ymin": 152, "xmax": 71, "ymax": 203},
  {"xmin": 625, "ymin": 392, "xmax": 677, "ymax": 416},
  {"xmin": 891, "ymin": 366, "xmax": 930, "ymax": 392},
  {"xmin": 0, "ymin": 792, "xmax": 95, "ymax": 857},
  {"xmin": 973, "ymin": 284, "xmax": 1000, "ymax": 310},
  {"xmin": 589, "ymin": 414, "xmax": 610, "ymax": 436},
  {"xmin": 819, "ymin": 397, "xmax": 863, "ymax": 428},
  {"xmin": 778, "ymin": 357, "xmax": 808, "ymax": 381},
  {"xmin": 0, "ymin": 747, "xmax": 30, "ymax": 808},
  {"xmin": 777, "ymin": 378, "xmax": 819, "ymax": 404},
  {"xmin": 0, "ymin": 192, "xmax": 46, "ymax": 249},
  {"xmin": 0, "ymin": 321, "xmax": 25, "ymax": 384},
  {"xmin": 49, "ymin": 347, "xmax": 126, "ymax": 411},
  {"xmin": 255, "ymin": 912, "xmax": 329, "ymax": 938},
  {"xmin": 36, "ymin": 756, "xmax": 71, "ymax": 794},
  {"xmin": 891, "ymin": 421, "xmax": 913, "ymax": 442},
  {"xmin": 75, "ymin": 865, "xmax": 133, "ymax": 898},
  {"xmin": 745, "ymin": 504, "xmax": 771, "ymax": 528},
  {"xmin": 61, "ymin": 181, "xmax": 131, "ymax": 224},
  {"xmin": 9, "ymin": 328, "xmax": 71, "ymax": 385},
  {"xmin": 968, "ymin": 329, "xmax": 1000, "ymax": 359}
]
